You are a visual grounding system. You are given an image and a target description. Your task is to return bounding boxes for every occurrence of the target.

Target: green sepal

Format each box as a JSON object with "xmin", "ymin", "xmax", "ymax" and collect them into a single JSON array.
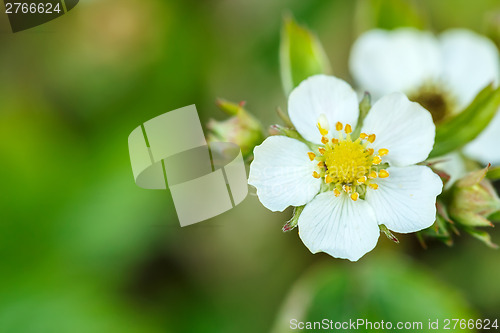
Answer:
[
  {"xmin": 282, "ymin": 205, "xmax": 304, "ymax": 232},
  {"xmin": 276, "ymin": 107, "xmax": 294, "ymax": 128},
  {"xmin": 451, "ymin": 211, "xmax": 494, "ymax": 228},
  {"xmin": 353, "ymin": 92, "xmax": 371, "ymax": 137},
  {"xmin": 359, "ymin": 92, "xmax": 372, "ymax": 119},
  {"xmin": 418, "ymin": 215, "xmax": 454, "ymax": 247},
  {"xmin": 436, "ymin": 201, "xmax": 460, "ymax": 236},
  {"xmin": 456, "ymin": 164, "xmax": 489, "ymax": 187},
  {"xmin": 215, "ymin": 98, "xmax": 245, "ymax": 116},
  {"xmin": 379, "ymin": 224, "xmax": 399, "ymax": 243},
  {"xmin": 464, "ymin": 227, "xmax": 498, "ymax": 249},
  {"xmin": 269, "ymin": 124, "xmax": 305, "ymax": 142}
]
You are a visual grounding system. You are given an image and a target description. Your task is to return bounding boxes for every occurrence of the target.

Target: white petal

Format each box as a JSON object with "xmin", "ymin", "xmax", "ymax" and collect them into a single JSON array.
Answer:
[
  {"xmin": 248, "ymin": 136, "xmax": 321, "ymax": 212},
  {"xmin": 298, "ymin": 192, "xmax": 379, "ymax": 262},
  {"xmin": 439, "ymin": 29, "xmax": 499, "ymax": 110},
  {"xmin": 361, "ymin": 92, "xmax": 435, "ymax": 166},
  {"xmin": 350, "ymin": 28, "xmax": 441, "ymax": 98},
  {"xmin": 365, "ymin": 166, "xmax": 443, "ymax": 233},
  {"xmin": 288, "ymin": 75, "xmax": 359, "ymax": 144},
  {"xmin": 463, "ymin": 107, "xmax": 500, "ymax": 165}
]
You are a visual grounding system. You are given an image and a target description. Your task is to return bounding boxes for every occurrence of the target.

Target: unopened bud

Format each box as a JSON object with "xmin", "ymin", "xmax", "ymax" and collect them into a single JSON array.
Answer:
[
  {"xmin": 449, "ymin": 165, "xmax": 500, "ymax": 227},
  {"xmin": 208, "ymin": 100, "xmax": 264, "ymax": 156}
]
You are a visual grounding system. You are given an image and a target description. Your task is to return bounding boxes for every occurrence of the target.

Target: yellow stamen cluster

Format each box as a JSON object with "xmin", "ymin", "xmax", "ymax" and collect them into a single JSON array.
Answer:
[{"xmin": 309, "ymin": 117, "xmax": 390, "ymax": 201}]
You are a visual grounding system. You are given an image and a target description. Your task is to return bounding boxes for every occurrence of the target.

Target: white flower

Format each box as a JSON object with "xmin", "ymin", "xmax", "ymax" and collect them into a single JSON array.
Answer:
[
  {"xmin": 248, "ymin": 75, "xmax": 443, "ymax": 261},
  {"xmin": 350, "ymin": 28, "xmax": 500, "ymax": 165}
]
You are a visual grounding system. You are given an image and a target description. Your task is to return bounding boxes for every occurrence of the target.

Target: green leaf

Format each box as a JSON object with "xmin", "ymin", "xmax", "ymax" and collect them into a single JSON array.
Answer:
[
  {"xmin": 280, "ymin": 14, "xmax": 330, "ymax": 96},
  {"xmin": 429, "ymin": 84, "xmax": 500, "ymax": 158}
]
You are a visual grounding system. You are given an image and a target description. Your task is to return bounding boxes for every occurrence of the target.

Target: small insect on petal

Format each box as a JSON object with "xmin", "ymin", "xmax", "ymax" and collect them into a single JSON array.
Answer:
[
  {"xmin": 378, "ymin": 148, "xmax": 389, "ymax": 156},
  {"xmin": 379, "ymin": 169, "xmax": 389, "ymax": 178},
  {"xmin": 351, "ymin": 192, "xmax": 359, "ymax": 201},
  {"xmin": 307, "ymin": 152, "xmax": 316, "ymax": 161},
  {"xmin": 312, "ymin": 171, "xmax": 321, "ymax": 179}
]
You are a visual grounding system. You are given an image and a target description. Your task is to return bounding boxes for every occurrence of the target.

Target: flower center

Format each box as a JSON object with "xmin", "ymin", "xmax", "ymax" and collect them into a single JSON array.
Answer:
[
  {"xmin": 308, "ymin": 116, "xmax": 389, "ymax": 201},
  {"xmin": 323, "ymin": 138, "xmax": 373, "ymax": 184},
  {"xmin": 408, "ymin": 83, "xmax": 456, "ymax": 123}
]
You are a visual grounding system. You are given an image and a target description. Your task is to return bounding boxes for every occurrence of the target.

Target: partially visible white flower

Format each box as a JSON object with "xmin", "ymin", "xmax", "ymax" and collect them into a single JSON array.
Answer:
[
  {"xmin": 248, "ymin": 75, "xmax": 443, "ymax": 261},
  {"xmin": 350, "ymin": 28, "xmax": 500, "ymax": 165}
]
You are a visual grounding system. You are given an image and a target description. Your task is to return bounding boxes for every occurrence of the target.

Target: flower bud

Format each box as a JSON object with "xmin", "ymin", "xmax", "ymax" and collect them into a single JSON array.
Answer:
[
  {"xmin": 207, "ymin": 99, "xmax": 264, "ymax": 157},
  {"xmin": 268, "ymin": 124, "xmax": 303, "ymax": 141},
  {"xmin": 449, "ymin": 165, "xmax": 500, "ymax": 228}
]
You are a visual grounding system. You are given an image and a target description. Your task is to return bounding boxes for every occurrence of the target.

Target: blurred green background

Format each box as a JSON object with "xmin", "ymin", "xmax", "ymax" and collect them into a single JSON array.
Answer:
[{"xmin": 1, "ymin": 0, "xmax": 500, "ymax": 332}]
